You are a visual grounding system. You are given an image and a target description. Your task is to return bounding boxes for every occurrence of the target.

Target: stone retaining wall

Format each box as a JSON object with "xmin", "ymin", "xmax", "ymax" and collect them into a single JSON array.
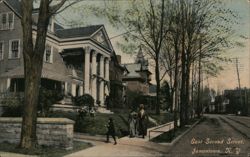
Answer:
[{"xmin": 0, "ymin": 118, "xmax": 74, "ymax": 150}]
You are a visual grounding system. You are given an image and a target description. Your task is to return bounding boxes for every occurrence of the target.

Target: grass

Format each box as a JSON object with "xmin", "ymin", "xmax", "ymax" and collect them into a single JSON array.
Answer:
[
  {"xmin": 150, "ymin": 113, "xmax": 174, "ymax": 125},
  {"xmin": 48, "ymin": 111, "xmax": 129, "ymax": 137},
  {"xmin": 150, "ymin": 118, "xmax": 199, "ymax": 143},
  {"xmin": 0, "ymin": 141, "xmax": 92, "ymax": 157}
]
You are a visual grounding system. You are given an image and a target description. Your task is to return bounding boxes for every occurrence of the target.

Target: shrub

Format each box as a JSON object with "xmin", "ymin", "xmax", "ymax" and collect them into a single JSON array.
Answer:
[
  {"xmin": 1, "ymin": 94, "xmax": 24, "ymax": 117},
  {"xmin": 74, "ymin": 94, "xmax": 94, "ymax": 108},
  {"xmin": 38, "ymin": 87, "xmax": 63, "ymax": 117}
]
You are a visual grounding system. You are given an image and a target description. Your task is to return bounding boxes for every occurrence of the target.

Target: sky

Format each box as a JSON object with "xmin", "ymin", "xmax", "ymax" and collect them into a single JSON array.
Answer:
[
  {"xmin": 58, "ymin": 0, "xmax": 250, "ymax": 91},
  {"xmin": 208, "ymin": 0, "xmax": 250, "ymax": 91}
]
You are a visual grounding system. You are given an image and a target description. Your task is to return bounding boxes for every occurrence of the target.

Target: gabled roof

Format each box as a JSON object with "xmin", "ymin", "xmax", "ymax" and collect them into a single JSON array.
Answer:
[
  {"xmin": 55, "ymin": 25, "xmax": 103, "ymax": 39},
  {"xmin": 3, "ymin": 0, "xmax": 21, "ymax": 16},
  {"xmin": 54, "ymin": 25, "xmax": 113, "ymax": 52},
  {"xmin": 123, "ymin": 63, "xmax": 142, "ymax": 78}
]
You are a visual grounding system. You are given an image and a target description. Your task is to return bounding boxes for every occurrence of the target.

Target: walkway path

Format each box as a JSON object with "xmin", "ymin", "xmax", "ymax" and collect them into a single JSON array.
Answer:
[{"xmin": 65, "ymin": 137, "xmax": 166, "ymax": 157}]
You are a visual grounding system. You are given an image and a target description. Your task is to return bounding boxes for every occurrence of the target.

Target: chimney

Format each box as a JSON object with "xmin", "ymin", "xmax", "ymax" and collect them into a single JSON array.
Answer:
[{"xmin": 116, "ymin": 55, "xmax": 121, "ymax": 64}]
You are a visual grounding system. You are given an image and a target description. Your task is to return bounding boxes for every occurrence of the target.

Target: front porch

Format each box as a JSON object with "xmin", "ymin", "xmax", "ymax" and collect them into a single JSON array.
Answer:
[{"xmin": 61, "ymin": 47, "xmax": 110, "ymax": 106}]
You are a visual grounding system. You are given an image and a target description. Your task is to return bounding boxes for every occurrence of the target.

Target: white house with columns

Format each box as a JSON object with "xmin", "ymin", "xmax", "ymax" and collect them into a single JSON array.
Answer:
[{"xmin": 55, "ymin": 25, "xmax": 112, "ymax": 106}]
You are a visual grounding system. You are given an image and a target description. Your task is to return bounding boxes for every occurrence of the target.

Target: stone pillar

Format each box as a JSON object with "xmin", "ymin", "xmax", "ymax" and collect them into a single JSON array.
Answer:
[
  {"xmin": 99, "ymin": 56, "xmax": 105, "ymax": 106},
  {"xmin": 91, "ymin": 52, "xmax": 97, "ymax": 102},
  {"xmin": 84, "ymin": 46, "xmax": 90, "ymax": 94},
  {"xmin": 105, "ymin": 58, "xmax": 110, "ymax": 95},
  {"xmin": 71, "ymin": 83, "xmax": 76, "ymax": 97}
]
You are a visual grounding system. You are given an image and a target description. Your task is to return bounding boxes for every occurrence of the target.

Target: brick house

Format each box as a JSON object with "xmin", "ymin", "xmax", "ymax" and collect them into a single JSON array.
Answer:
[{"xmin": 0, "ymin": 0, "xmax": 122, "ymax": 107}]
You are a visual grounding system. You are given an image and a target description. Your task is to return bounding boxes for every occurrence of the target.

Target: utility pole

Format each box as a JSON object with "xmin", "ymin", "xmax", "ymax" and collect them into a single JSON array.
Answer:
[{"xmin": 235, "ymin": 58, "xmax": 243, "ymax": 114}]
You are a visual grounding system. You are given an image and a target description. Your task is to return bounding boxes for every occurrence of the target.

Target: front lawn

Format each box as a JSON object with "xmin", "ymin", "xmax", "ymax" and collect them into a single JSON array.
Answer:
[
  {"xmin": 48, "ymin": 110, "xmax": 174, "ymax": 138},
  {"xmin": 48, "ymin": 111, "xmax": 129, "ymax": 137},
  {"xmin": 0, "ymin": 141, "xmax": 92, "ymax": 157}
]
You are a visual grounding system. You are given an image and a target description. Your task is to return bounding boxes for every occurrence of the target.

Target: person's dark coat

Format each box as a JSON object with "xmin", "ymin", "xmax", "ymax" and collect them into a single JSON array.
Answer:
[
  {"xmin": 138, "ymin": 110, "xmax": 148, "ymax": 136},
  {"xmin": 107, "ymin": 119, "xmax": 115, "ymax": 135}
]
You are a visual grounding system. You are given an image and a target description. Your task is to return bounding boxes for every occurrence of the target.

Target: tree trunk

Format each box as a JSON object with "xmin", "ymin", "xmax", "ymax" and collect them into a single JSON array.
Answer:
[
  {"xmin": 155, "ymin": 55, "xmax": 160, "ymax": 115},
  {"xmin": 173, "ymin": 45, "xmax": 180, "ymax": 130},
  {"xmin": 191, "ymin": 63, "xmax": 195, "ymax": 119},
  {"xmin": 180, "ymin": 48, "xmax": 186, "ymax": 127},
  {"xmin": 20, "ymin": 57, "xmax": 43, "ymax": 148},
  {"xmin": 184, "ymin": 62, "xmax": 190, "ymax": 124},
  {"xmin": 169, "ymin": 70, "xmax": 173, "ymax": 113},
  {"xmin": 197, "ymin": 52, "xmax": 202, "ymax": 118},
  {"xmin": 19, "ymin": 0, "xmax": 50, "ymax": 149}
]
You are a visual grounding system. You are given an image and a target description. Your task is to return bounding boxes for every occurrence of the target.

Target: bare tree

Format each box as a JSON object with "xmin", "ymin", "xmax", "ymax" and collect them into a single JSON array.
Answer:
[{"xmin": 160, "ymin": 0, "xmax": 240, "ymax": 126}]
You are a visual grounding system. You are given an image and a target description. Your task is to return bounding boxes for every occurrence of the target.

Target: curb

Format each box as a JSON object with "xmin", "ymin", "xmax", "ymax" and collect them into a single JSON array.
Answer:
[{"xmin": 159, "ymin": 118, "xmax": 203, "ymax": 146}]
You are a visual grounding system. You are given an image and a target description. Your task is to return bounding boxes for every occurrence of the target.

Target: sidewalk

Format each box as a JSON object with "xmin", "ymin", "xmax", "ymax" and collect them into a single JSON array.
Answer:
[
  {"xmin": 65, "ymin": 137, "xmax": 167, "ymax": 157},
  {"xmin": 65, "ymin": 122, "xmax": 174, "ymax": 157}
]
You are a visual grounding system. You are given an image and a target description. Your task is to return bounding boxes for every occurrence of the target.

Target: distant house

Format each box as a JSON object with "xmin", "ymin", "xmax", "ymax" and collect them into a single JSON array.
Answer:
[
  {"xmin": 0, "ymin": 0, "xmax": 122, "ymax": 107},
  {"xmin": 148, "ymin": 84, "xmax": 156, "ymax": 97},
  {"xmin": 224, "ymin": 88, "xmax": 250, "ymax": 115},
  {"xmin": 122, "ymin": 47, "xmax": 152, "ymax": 95}
]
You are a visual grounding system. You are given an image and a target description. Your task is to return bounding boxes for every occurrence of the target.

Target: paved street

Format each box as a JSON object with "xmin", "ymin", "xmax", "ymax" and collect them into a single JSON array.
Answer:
[
  {"xmin": 67, "ymin": 114, "xmax": 250, "ymax": 157},
  {"xmin": 167, "ymin": 114, "xmax": 250, "ymax": 157}
]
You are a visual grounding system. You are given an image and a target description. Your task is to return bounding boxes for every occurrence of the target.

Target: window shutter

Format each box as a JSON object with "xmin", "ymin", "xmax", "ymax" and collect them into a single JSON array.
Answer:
[
  {"xmin": 0, "ymin": 13, "xmax": 2, "ymax": 30},
  {"xmin": 2, "ymin": 13, "xmax": 7, "ymax": 29},
  {"xmin": 18, "ymin": 40, "xmax": 20, "ymax": 58},
  {"xmin": 8, "ymin": 40, "xmax": 11, "ymax": 58},
  {"xmin": 8, "ymin": 13, "xmax": 14, "ymax": 29},
  {"xmin": 0, "ymin": 42, "xmax": 3, "ymax": 60}
]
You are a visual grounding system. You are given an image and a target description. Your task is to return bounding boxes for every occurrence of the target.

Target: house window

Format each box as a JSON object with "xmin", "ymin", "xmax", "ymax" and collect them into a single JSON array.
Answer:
[
  {"xmin": 0, "ymin": 12, "xmax": 14, "ymax": 30},
  {"xmin": 0, "ymin": 41, "xmax": 3, "ymax": 60},
  {"xmin": 1, "ymin": 13, "xmax": 7, "ymax": 29},
  {"xmin": 44, "ymin": 44, "xmax": 53, "ymax": 63},
  {"xmin": 9, "ymin": 40, "xmax": 20, "ymax": 59}
]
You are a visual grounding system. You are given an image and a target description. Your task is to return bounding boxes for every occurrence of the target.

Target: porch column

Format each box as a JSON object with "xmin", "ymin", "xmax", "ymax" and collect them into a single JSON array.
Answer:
[
  {"xmin": 91, "ymin": 51, "xmax": 97, "ymax": 102},
  {"xmin": 64, "ymin": 82, "xmax": 68, "ymax": 95},
  {"xmin": 6, "ymin": 78, "xmax": 11, "ymax": 92},
  {"xmin": 71, "ymin": 83, "xmax": 76, "ymax": 97},
  {"xmin": 99, "ymin": 55, "xmax": 105, "ymax": 106},
  {"xmin": 84, "ymin": 46, "xmax": 91, "ymax": 94},
  {"xmin": 105, "ymin": 58, "xmax": 110, "ymax": 95}
]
